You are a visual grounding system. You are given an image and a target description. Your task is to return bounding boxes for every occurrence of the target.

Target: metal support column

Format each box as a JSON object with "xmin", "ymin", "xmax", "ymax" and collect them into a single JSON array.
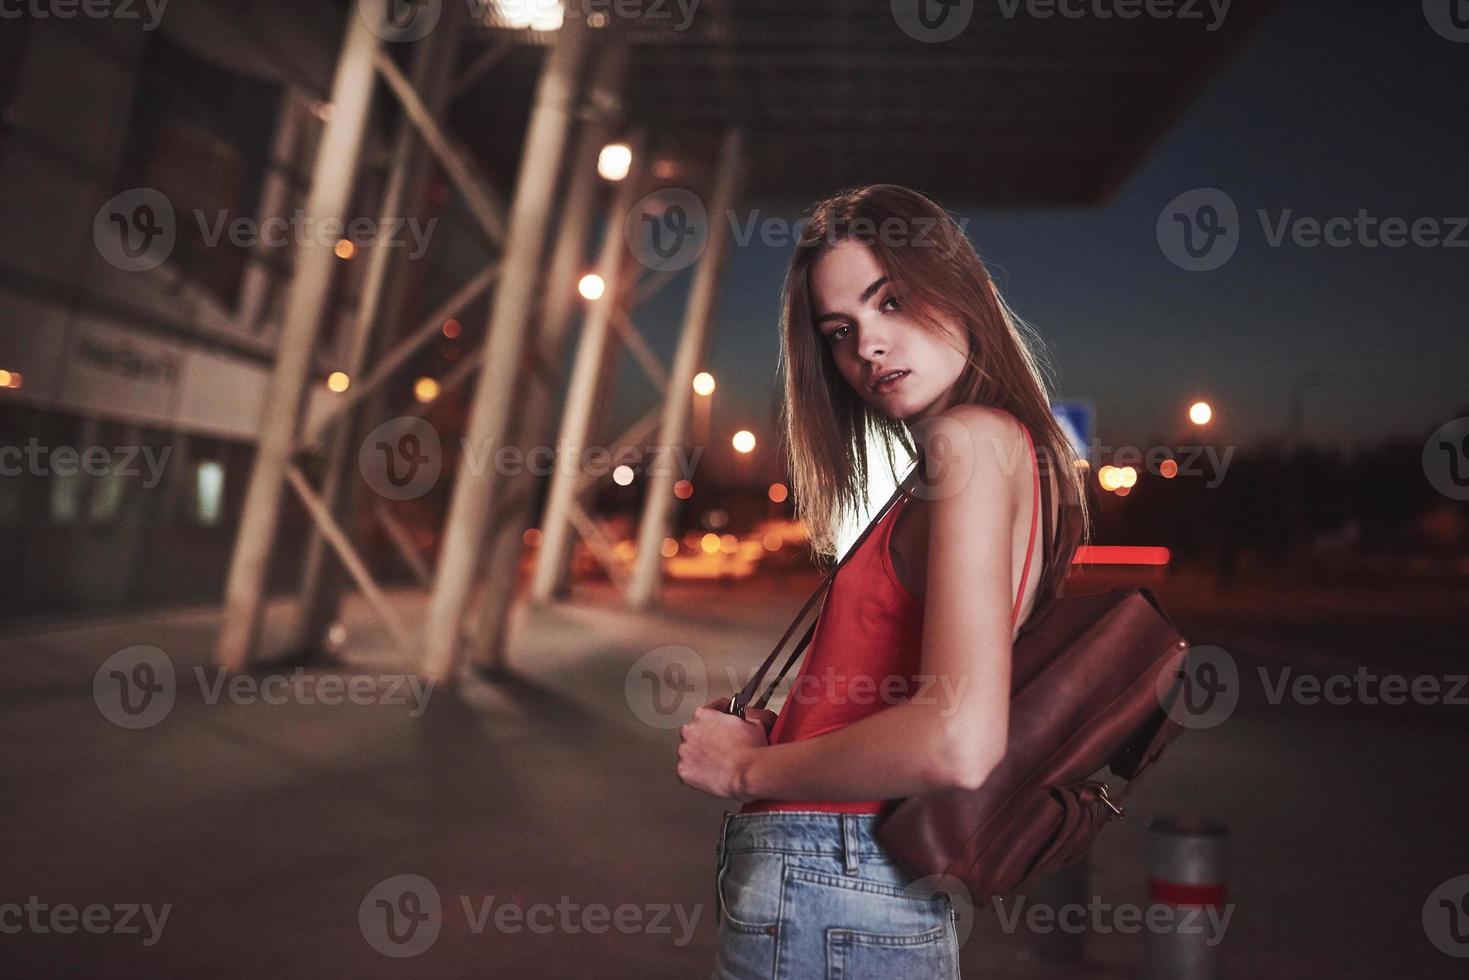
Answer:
[
  {"xmin": 236, "ymin": 89, "xmax": 304, "ymax": 333},
  {"xmin": 627, "ymin": 128, "xmax": 746, "ymax": 609},
  {"xmin": 420, "ymin": 15, "xmax": 594, "ymax": 683},
  {"xmin": 466, "ymin": 34, "xmax": 631, "ymax": 673},
  {"xmin": 288, "ymin": 7, "xmax": 466, "ymax": 659},
  {"xmin": 215, "ymin": 8, "xmax": 381, "ymax": 671},
  {"xmin": 530, "ymin": 130, "xmax": 649, "ymax": 604},
  {"xmin": 540, "ymin": 244, "xmax": 642, "ymax": 599}
]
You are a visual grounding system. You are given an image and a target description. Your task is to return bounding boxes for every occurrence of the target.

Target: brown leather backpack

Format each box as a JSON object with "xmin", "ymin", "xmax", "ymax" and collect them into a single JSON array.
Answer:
[{"xmin": 730, "ymin": 448, "xmax": 1192, "ymax": 907}]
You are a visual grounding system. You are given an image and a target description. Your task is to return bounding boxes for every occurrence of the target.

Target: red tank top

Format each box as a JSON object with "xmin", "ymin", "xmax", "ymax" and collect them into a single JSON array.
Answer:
[{"xmin": 740, "ymin": 421, "xmax": 1042, "ymax": 815}]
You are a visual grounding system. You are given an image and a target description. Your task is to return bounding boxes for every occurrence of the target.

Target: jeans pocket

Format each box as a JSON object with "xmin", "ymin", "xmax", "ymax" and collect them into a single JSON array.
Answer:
[
  {"xmin": 714, "ymin": 850, "xmax": 781, "ymax": 980},
  {"xmin": 783, "ymin": 868, "xmax": 959, "ymax": 980},
  {"xmin": 717, "ymin": 850, "xmax": 782, "ymax": 934},
  {"xmin": 826, "ymin": 922, "xmax": 957, "ymax": 980}
]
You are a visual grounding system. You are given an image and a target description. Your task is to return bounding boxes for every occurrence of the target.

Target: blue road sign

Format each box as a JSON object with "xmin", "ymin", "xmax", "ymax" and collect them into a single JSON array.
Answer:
[{"xmin": 1051, "ymin": 399, "xmax": 1095, "ymax": 458}]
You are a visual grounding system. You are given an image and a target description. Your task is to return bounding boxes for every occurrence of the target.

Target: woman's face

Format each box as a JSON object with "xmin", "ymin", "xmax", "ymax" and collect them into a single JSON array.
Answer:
[{"xmin": 810, "ymin": 240, "xmax": 970, "ymax": 423}]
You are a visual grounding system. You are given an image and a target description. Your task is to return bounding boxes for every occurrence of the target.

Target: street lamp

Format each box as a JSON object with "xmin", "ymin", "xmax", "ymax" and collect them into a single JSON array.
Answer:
[
  {"xmin": 578, "ymin": 273, "xmax": 605, "ymax": 300},
  {"xmin": 692, "ymin": 372, "xmax": 714, "ymax": 450},
  {"xmin": 597, "ymin": 142, "xmax": 632, "ymax": 182}
]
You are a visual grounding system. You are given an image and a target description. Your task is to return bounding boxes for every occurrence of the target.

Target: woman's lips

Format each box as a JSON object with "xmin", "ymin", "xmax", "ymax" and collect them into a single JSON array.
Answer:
[{"xmin": 873, "ymin": 370, "xmax": 909, "ymax": 394}]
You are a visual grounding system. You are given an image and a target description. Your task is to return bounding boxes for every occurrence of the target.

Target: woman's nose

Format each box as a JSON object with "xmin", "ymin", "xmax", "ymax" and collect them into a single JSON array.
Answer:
[{"xmin": 858, "ymin": 325, "xmax": 890, "ymax": 361}]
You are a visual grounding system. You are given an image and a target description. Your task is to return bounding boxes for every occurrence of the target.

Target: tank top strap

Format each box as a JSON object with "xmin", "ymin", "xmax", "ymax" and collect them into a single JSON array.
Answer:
[{"xmin": 1011, "ymin": 423, "xmax": 1042, "ymax": 626}]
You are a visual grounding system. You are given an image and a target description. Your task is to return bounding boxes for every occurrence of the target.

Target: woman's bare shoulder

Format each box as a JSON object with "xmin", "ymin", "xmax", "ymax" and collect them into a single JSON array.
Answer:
[{"xmin": 913, "ymin": 404, "xmax": 1030, "ymax": 499}]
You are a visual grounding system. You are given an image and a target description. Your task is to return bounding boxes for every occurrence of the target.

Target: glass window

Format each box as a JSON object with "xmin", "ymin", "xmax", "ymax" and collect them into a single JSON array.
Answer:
[
  {"xmin": 195, "ymin": 459, "xmax": 224, "ymax": 527},
  {"xmin": 113, "ymin": 32, "xmax": 285, "ymax": 312}
]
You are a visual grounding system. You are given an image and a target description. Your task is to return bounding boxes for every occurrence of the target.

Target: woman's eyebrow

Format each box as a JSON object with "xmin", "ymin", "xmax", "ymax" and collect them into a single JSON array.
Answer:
[{"xmin": 814, "ymin": 275, "xmax": 889, "ymax": 326}]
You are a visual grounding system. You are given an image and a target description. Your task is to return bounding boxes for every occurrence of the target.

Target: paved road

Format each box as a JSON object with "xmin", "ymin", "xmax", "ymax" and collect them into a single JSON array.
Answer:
[{"xmin": 1, "ymin": 568, "xmax": 1464, "ymax": 978}]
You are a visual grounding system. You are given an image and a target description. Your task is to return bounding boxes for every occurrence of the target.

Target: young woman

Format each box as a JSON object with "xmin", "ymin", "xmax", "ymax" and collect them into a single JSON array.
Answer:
[{"xmin": 676, "ymin": 184, "xmax": 1090, "ymax": 979}]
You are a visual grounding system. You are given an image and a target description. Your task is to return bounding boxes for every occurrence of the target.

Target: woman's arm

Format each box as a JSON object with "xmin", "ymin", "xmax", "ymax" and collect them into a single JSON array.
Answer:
[{"xmin": 679, "ymin": 406, "xmax": 1025, "ymax": 802}]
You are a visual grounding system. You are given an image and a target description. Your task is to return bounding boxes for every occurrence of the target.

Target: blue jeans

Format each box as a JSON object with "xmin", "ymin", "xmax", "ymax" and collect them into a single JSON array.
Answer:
[{"xmin": 712, "ymin": 810, "xmax": 962, "ymax": 979}]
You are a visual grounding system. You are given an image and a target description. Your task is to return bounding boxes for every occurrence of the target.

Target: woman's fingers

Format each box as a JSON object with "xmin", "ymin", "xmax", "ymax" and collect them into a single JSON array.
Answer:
[
  {"xmin": 691, "ymin": 696, "xmax": 773, "ymax": 735},
  {"xmin": 745, "ymin": 707, "xmax": 778, "ymax": 736}
]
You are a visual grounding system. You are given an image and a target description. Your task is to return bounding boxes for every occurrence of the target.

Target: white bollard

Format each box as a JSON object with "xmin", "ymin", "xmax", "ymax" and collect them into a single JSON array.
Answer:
[{"xmin": 1144, "ymin": 814, "xmax": 1229, "ymax": 980}]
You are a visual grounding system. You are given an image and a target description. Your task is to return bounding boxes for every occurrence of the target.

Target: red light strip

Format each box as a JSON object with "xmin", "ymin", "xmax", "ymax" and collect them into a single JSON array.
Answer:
[{"xmin": 1072, "ymin": 545, "xmax": 1171, "ymax": 566}]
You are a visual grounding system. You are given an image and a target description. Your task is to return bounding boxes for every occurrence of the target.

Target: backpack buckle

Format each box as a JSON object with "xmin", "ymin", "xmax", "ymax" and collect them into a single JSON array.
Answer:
[{"xmin": 1098, "ymin": 782, "xmax": 1125, "ymax": 819}]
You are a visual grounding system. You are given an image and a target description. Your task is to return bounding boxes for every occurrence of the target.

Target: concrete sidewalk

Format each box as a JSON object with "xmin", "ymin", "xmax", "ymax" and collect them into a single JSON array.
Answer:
[{"xmin": 1, "ymin": 571, "xmax": 1464, "ymax": 978}]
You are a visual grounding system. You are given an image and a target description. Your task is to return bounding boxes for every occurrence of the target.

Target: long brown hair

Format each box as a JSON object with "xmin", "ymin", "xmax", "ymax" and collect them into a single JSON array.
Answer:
[{"xmin": 777, "ymin": 184, "xmax": 1090, "ymax": 606}]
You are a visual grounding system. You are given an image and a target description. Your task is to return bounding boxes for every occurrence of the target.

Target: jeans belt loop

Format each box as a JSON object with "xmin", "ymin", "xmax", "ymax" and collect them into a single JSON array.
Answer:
[{"xmin": 841, "ymin": 813, "xmax": 860, "ymax": 875}]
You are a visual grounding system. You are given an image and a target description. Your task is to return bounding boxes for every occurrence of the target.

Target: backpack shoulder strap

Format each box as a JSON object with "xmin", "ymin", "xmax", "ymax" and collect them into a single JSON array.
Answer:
[{"xmin": 731, "ymin": 456, "xmax": 924, "ymax": 716}]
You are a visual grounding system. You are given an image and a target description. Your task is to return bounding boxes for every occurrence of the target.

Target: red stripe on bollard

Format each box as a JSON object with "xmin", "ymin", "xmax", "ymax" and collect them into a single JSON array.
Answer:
[{"xmin": 1148, "ymin": 878, "xmax": 1227, "ymax": 908}]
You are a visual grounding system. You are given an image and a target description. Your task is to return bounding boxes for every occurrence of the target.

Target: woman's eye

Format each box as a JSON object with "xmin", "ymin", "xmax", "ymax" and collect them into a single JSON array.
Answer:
[
  {"xmin": 828, "ymin": 324, "xmax": 850, "ymax": 344},
  {"xmin": 881, "ymin": 294, "xmax": 900, "ymax": 312}
]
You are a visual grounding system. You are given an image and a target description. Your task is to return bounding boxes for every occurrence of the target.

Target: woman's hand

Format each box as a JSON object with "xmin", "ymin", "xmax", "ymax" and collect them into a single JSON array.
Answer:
[{"xmin": 676, "ymin": 697, "xmax": 777, "ymax": 801}]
